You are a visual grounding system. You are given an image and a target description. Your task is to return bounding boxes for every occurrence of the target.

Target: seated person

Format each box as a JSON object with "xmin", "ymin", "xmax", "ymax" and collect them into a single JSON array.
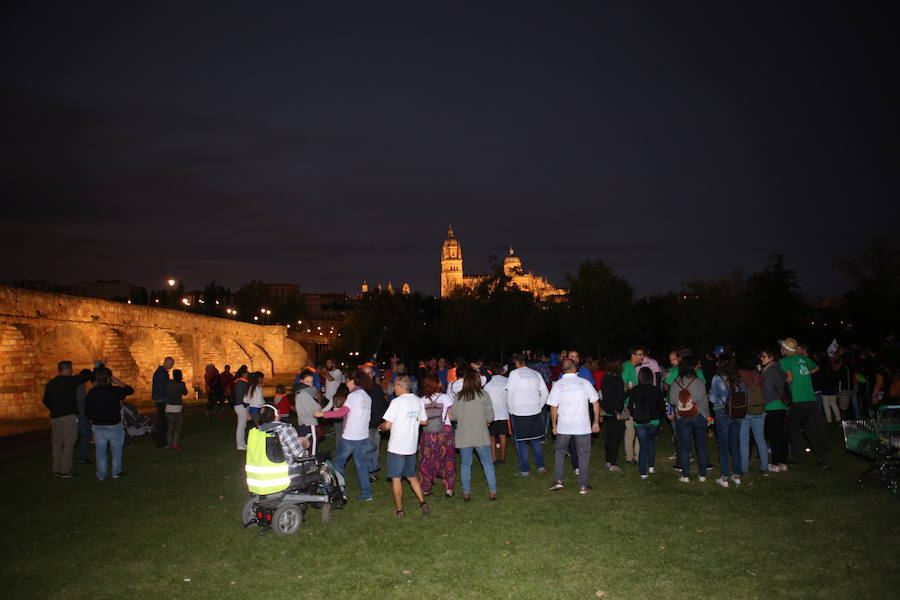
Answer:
[{"xmin": 255, "ymin": 405, "xmax": 311, "ymax": 478}]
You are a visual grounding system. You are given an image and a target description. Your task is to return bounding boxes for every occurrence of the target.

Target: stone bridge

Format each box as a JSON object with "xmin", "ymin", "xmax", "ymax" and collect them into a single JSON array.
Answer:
[{"xmin": 0, "ymin": 286, "xmax": 308, "ymax": 420}]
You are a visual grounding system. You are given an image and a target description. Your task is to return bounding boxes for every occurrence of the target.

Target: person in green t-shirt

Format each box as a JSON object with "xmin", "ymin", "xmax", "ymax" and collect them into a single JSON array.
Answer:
[
  {"xmin": 664, "ymin": 349, "xmax": 707, "ymax": 388},
  {"xmin": 778, "ymin": 337, "xmax": 827, "ymax": 467},
  {"xmin": 621, "ymin": 346, "xmax": 645, "ymax": 464}
]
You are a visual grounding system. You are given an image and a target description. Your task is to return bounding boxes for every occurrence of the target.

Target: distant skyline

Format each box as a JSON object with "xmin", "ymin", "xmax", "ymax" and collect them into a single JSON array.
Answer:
[{"xmin": 2, "ymin": 3, "xmax": 893, "ymax": 299}]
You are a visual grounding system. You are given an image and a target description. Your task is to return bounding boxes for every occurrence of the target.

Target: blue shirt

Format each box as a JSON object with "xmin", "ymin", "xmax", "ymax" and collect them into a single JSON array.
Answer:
[{"xmin": 576, "ymin": 366, "xmax": 595, "ymax": 387}]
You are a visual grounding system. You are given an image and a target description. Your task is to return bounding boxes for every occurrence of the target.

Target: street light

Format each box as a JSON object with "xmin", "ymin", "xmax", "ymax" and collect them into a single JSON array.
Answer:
[
  {"xmin": 167, "ymin": 279, "xmax": 176, "ymax": 287},
  {"xmin": 253, "ymin": 316, "xmax": 259, "ymax": 321}
]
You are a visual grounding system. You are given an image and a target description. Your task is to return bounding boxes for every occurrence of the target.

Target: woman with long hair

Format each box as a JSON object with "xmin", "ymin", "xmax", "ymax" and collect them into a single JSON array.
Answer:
[
  {"xmin": 418, "ymin": 374, "xmax": 456, "ymax": 497},
  {"xmin": 709, "ymin": 358, "xmax": 743, "ymax": 487},
  {"xmin": 449, "ymin": 369, "xmax": 497, "ymax": 501},
  {"xmin": 668, "ymin": 352, "xmax": 710, "ymax": 483},
  {"xmin": 244, "ymin": 372, "xmax": 265, "ymax": 427}
]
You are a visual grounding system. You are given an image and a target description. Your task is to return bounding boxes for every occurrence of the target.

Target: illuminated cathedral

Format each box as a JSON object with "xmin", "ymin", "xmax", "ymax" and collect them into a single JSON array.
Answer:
[{"xmin": 440, "ymin": 225, "xmax": 567, "ymax": 302}]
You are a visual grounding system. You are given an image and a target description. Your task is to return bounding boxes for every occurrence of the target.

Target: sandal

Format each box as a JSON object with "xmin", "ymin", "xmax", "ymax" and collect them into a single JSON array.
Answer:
[
  {"xmin": 419, "ymin": 501, "xmax": 431, "ymax": 515},
  {"xmin": 395, "ymin": 509, "xmax": 406, "ymax": 518},
  {"xmin": 489, "ymin": 492, "xmax": 497, "ymax": 501},
  {"xmin": 445, "ymin": 491, "xmax": 455, "ymax": 498}
]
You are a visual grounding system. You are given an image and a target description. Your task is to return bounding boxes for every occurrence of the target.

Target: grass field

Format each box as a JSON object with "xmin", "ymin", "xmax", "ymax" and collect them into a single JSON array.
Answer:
[{"xmin": 1, "ymin": 413, "xmax": 898, "ymax": 600}]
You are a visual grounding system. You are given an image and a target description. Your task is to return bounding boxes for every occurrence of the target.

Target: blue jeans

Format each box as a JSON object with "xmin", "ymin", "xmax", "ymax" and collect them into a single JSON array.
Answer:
[
  {"xmin": 333, "ymin": 438, "xmax": 373, "ymax": 499},
  {"xmin": 713, "ymin": 410, "xmax": 742, "ymax": 477},
  {"xmin": 78, "ymin": 415, "xmax": 92, "ymax": 462},
  {"xmin": 93, "ymin": 424, "xmax": 125, "ymax": 480},
  {"xmin": 676, "ymin": 415, "xmax": 709, "ymax": 478},
  {"xmin": 459, "ymin": 445, "xmax": 497, "ymax": 494},
  {"xmin": 740, "ymin": 413, "xmax": 769, "ymax": 473},
  {"xmin": 514, "ymin": 439, "xmax": 544, "ymax": 473},
  {"xmin": 635, "ymin": 424, "xmax": 658, "ymax": 476}
]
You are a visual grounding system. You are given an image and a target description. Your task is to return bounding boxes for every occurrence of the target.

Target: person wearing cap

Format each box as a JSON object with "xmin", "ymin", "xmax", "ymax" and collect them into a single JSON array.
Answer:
[{"xmin": 778, "ymin": 337, "xmax": 827, "ymax": 467}]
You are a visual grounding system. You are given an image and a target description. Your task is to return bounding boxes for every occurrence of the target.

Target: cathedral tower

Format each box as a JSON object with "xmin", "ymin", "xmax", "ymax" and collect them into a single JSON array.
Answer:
[{"xmin": 440, "ymin": 223, "xmax": 463, "ymax": 297}]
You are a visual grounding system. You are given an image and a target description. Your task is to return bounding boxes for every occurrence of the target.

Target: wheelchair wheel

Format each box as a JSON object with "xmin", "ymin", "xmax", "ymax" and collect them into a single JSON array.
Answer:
[
  {"xmin": 241, "ymin": 498, "xmax": 257, "ymax": 526},
  {"xmin": 321, "ymin": 502, "xmax": 333, "ymax": 524},
  {"xmin": 272, "ymin": 505, "xmax": 303, "ymax": 536}
]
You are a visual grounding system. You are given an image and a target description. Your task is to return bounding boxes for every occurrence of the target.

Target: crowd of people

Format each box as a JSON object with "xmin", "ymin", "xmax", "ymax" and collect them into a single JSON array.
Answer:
[
  {"xmin": 238, "ymin": 338, "xmax": 898, "ymax": 515},
  {"xmin": 42, "ymin": 337, "xmax": 898, "ymax": 508}
]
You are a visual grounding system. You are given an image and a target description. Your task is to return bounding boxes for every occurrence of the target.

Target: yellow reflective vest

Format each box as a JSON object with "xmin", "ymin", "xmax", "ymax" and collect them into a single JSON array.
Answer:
[{"xmin": 245, "ymin": 428, "xmax": 291, "ymax": 495}]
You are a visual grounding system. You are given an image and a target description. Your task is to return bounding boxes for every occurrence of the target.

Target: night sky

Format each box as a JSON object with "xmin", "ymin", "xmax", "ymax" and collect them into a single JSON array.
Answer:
[{"xmin": 2, "ymin": 3, "xmax": 894, "ymax": 298}]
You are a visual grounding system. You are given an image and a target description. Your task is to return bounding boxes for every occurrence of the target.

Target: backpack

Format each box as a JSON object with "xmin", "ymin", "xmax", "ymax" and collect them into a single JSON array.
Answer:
[
  {"xmin": 423, "ymin": 398, "xmax": 445, "ymax": 434},
  {"xmin": 727, "ymin": 381, "xmax": 748, "ymax": 419},
  {"xmin": 676, "ymin": 377, "xmax": 698, "ymax": 418},
  {"xmin": 745, "ymin": 374, "xmax": 766, "ymax": 416}
]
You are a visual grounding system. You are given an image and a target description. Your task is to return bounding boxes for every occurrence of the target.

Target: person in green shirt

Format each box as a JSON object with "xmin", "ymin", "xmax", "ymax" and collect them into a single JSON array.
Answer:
[
  {"xmin": 621, "ymin": 346, "xmax": 644, "ymax": 464},
  {"xmin": 663, "ymin": 352, "xmax": 707, "ymax": 388},
  {"xmin": 778, "ymin": 338, "xmax": 827, "ymax": 467}
]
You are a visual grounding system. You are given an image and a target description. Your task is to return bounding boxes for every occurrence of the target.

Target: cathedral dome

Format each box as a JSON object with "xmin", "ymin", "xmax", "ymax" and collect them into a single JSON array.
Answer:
[{"xmin": 503, "ymin": 247, "xmax": 522, "ymax": 274}]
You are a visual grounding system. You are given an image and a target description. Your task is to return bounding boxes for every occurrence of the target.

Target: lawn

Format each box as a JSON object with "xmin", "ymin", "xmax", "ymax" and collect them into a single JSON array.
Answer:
[{"xmin": 1, "ymin": 413, "xmax": 897, "ymax": 600}]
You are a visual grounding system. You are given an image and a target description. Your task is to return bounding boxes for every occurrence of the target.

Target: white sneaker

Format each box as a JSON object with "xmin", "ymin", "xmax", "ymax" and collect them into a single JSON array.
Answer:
[
  {"xmin": 779, "ymin": 463, "xmax": 788, "ymax": 472},
  {"xmin": 768, "ymin": 464, "xmax": 780, "ymax": 473},
  {"xmin": 678, "ymin": 476, "xmax": 690, "ymax": 483},
  {"xmin": 698, "ymin": 476, "xmax": 707, "ymax": 483},
  {"xmin": 574, "ymin": 468, "xmax": 580, "ymax": 476},
  {"xmin": 731, "ymin": 476, "xmax": 742, "ymax": 485},
  {"xmin": 648, "ymin": 467, "xmax": 655, "ymax": 474},
  {"xmin": 715, "ymin": 477, "xmax": 729, "ymax": 488},
  {"xmin": 640, "ymin": 474, "xmax": 649, "ymax": 480}
]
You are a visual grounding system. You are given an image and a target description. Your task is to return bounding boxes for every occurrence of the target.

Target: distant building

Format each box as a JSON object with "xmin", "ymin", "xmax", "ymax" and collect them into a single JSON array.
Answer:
[
  {"xmin": 358, "ymin": 280, "xmax": 412, "ymax": 296},
  {"xmin": 440, "ymin": 225, "xmax": 567, "ymax": 302},
  {"xmin": 263, "ymin": 283, "xmax": 300, "ymax": 304},
  {"xmin": 301, "ymin": 293, "xmax": 353, "ymax": 322}
]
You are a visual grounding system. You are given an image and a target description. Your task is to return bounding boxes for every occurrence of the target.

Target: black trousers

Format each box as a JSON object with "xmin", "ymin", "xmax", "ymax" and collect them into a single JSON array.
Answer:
[
  {"xmin": 154, "ymin": 402, "xmax": 168, "ymax": 447},
  {"xmin": 764, "ymin": 409, "xmax": 789, "ymax": 464},
  {"xmin": 787, "ymin": 402, "xmax": 826, "ymax": 464},
  {"xmin": 604, "ymin": 418, "xmax": 625, "ymax": 466}
]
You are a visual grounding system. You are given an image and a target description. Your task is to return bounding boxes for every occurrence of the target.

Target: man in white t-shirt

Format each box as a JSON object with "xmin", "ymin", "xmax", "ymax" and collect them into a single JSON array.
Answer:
[
  {"xmin": 506, "ymin": 354, "xmax": 550, "ymax": 477},
  {"xmin": 379, "ymin": 375, "xmax": 430, "ymax": 517},
  {"xmin": 547, "ymin": 359, "xmax": 601, "ymax": 494},
  {"xmin": 315, "ymin": 371, "xmax": 374, "ymax": 501}
]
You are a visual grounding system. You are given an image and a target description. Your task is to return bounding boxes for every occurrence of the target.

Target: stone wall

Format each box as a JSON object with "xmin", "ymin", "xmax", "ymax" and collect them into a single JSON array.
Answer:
[{"xmin": 0, "ymin": 286, "xmax": 308, "ymax": 420}]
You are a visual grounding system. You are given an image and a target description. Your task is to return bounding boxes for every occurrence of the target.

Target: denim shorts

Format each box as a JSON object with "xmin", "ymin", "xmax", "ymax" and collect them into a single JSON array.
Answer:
[{"xmin": 386, "ymin": 452, "xmax": 417, "ymax": 479}]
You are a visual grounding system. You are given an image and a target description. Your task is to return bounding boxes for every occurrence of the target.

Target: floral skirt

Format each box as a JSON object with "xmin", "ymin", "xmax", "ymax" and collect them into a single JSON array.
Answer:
[{"xmin": 419, "ymin": 424, "xmax": 456, "ymax": 493}]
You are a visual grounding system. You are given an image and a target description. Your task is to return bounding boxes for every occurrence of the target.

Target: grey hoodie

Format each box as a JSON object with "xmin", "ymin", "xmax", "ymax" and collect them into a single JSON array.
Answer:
[{"xmin": 668, "ymin": 375, "xmax": 710, "ymax": 419}]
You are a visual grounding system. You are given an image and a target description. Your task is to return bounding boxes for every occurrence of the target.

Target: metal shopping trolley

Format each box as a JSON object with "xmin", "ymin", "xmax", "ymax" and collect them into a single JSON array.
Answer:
[{"xmin": 842, "ymin": 412, "xmax": 900, "ymax": 496}]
